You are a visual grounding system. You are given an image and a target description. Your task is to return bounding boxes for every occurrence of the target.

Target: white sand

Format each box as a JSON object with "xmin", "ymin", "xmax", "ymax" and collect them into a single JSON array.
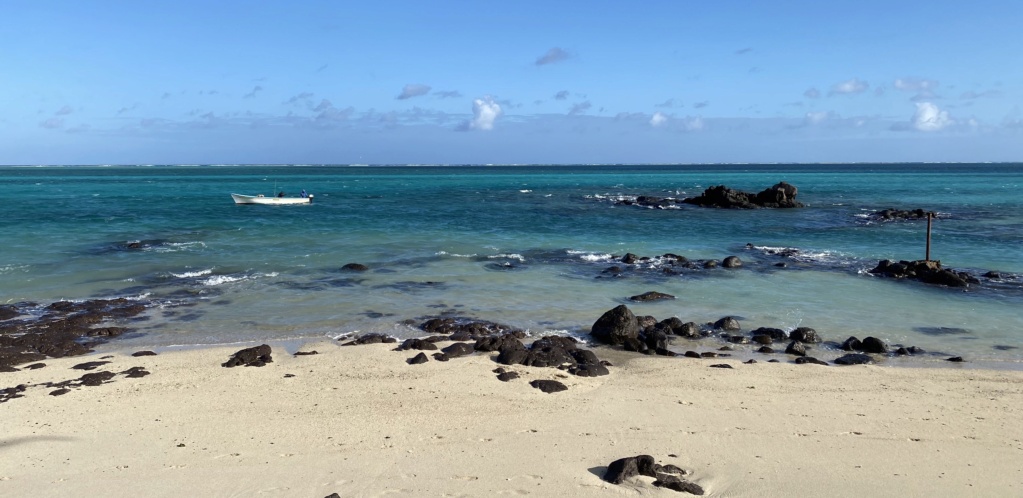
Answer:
[{"xmin": 2, "ymin": 341, "xmax": 1022, "ymax": 497}]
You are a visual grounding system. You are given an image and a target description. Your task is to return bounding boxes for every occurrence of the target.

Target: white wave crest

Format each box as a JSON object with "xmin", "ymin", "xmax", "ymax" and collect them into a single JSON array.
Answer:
[
  {"xmin": 201, "ymin": 275, "xmax": 246, "ymax": 286},
  {"xmin": 437, "ymin": 251, "xmax": 478, "ymax": 258},
  {"xmin": 154, "ymin": 241, "xmax": 207, "ymax": 253},
  {"xmin": 489, "ymin": 253, "xmax": 525, "ymax": 262},
  {"xmin": 751, "ymin": 245, "xmax": 848, "ymax": 265},
  {"xmin": 171, "ymin": 269, "xmax": 214, "ymax": 278},
  {"xmin": 572, "ymin": 252, "xmax": 615, "ymax": 263}
]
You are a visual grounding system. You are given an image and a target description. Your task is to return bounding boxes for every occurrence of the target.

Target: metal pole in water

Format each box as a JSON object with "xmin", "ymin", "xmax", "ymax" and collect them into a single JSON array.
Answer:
[{"xmin": 925, "ymin": 212, "xmax": 933, "ymax": 261}]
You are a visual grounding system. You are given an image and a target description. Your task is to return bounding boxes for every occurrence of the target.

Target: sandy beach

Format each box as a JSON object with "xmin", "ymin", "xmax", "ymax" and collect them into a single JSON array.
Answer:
[{"xmin": 2, "ymin": 340, "xmax": 1022, "ymax": 497}]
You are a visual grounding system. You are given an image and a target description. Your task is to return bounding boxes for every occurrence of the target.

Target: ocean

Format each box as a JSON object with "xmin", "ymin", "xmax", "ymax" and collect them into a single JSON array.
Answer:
[{"xmin": 2, "ymin": 164, "xmax": 1022, "ymax": 367}]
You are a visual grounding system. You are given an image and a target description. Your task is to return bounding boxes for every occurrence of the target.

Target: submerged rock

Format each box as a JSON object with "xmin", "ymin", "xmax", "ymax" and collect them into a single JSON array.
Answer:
[{"xmin": 628, "ymin": 291, "xmax": 676, "ymax": 302}]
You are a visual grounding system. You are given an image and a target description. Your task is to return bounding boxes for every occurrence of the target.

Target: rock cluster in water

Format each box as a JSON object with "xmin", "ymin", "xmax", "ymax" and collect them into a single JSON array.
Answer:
[
  {"xmin": 869, "ymin": 259, "xmax": 980, "ymax": 288},
  {"xmin": 868, "ymin": 208, "xmax": 931, "ymax": 221},
  {"xmin": 0, "ymin": 299, "xmax": 147, "ymax": 372},
  {"xmin": 615, "ymin": 182, "xmax": 802, "ymax": 210},
  {"xmin": 682, "ymin": 182, "xmax": 802, "ymax": 209}
]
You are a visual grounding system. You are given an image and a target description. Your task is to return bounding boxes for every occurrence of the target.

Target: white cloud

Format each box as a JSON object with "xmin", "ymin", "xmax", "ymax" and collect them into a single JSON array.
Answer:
[
  {"xmin": 397, "ymin": 84, "xmax": 432, "ymax": 100},
  {"xmin": 912, "ymin": 102, "xmax": 954, "ymax": 131},
  {"xmin": 55, "ymin": 105, "xmax": 74, "ymax": 116},
  {"xmin": 829, "ymin": 78, "xmax": 869, "ymax": 96},
  {"xmin": 650, "ymin": 112, "xmax": 668, "ymax": 127},
  {"xmin": 894, "ymin": 78, "xmax": 939, "ymax": 92},
  {"xmin": 803, "ymin": 87, "xmax": 820, "ymax": 99},
  {"xmin": 535, "ymin": 47, "xmax": 571, "ymax": 66},
  {"xmin": 243, "ymin": 86, "xmax": 263, "ymax": 99},
  {"xmin": 554, "ymin": 90, "xmax": 570, "ymax": 101},
  {"xmin": 462, "ymin": 96, "xmax": 501, "ymax": 131}
]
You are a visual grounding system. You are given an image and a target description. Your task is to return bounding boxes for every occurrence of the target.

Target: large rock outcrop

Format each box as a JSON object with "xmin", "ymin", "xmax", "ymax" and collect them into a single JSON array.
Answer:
[
  {"xmin": 683, "ymin": 182, "xmax": 802, "ymax": 209},
  {"xmin": 591, "ymin": 305, "xmax": 640, "ymax": 345}
]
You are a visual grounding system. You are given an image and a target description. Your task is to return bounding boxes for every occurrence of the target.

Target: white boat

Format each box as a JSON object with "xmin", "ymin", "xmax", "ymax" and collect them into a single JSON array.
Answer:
[{"xmin": 231, "ymin": 193, "xmax": 313, "ymax": 205}]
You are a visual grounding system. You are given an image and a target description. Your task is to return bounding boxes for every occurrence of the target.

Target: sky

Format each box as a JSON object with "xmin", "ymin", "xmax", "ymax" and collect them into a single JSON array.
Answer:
[{"xmin": 3, "ymin": 0, "xmax": 1023, "ymax": 165}]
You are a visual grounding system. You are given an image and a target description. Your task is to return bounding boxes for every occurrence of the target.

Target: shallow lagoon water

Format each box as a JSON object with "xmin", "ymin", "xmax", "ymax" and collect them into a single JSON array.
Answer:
[{"xmin": 2, "ymin": 164, "xmax": 1021, "ymax": 368}]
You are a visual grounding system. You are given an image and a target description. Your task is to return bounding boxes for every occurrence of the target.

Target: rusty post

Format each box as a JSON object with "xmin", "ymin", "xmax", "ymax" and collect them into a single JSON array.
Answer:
[{"xmin": 925, "ymin": 212, "xmax": 933, "ymax": 262}]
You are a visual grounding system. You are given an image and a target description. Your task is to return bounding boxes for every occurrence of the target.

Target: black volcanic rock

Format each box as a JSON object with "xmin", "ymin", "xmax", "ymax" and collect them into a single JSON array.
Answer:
[
  {"xmin": 795, "ymin": 357, "xmax": 828, "ymax": 366},
  {"xmin": 629, "ymin": 291, "xmax": 676, "ymax": 302},
  {"xmin": 785, "ymin": 341, "xmax": 807, "ymax": 356},
  {"xmin": 683, "ymin": 182, "xmax": 802, "ymax": 209},
  {"xmin": 713, "ymin": 316, "xmax": 741, "ymax": 331},
  {"xmin": 396, "ymin": 338, "xmax": 439, "ymax": 351},
  {"xmin": 604, "ymin": 455, "xmax": 658, "ymax": 484},
  {"xmin": 474, "ymin": 333, "xmax": 523, "ymax": 352},
  {"xmin": 869, "ymin": 259, "xmax": 979, "ymax": 288},
  {"xmin": 654, "ymin": 474, "xmax": 705, "ymax": 495},
  {"xmin": 441, "ymin": 342, "xmax": 474, "ymax": 358},
  {"xmin": 591, "ymin": 305, "xmax": 640, "ymax": 345},
  {"xmin": 870, "ymin": 208, "xmax": 929, "ymax": 221},
  {"xmin": 341, "ymin": 333, "xmax": 397, "ymax": 345},
  {"xmin": 841, "ymin": 336, "xmax": 863, "ymax": 352},
  {"xmin": 722, "ymin": 256, "xmax": 742, "ymax": 268},
  {"xmin": 418, "ymin": 317, "xmax": 521, "ymax": 339},
  {"xmin": 860, "ymin": 337, "xmax": 889, "ymax": 354},
  {"xmin": 529, "ymin": 379, "xmax": 567, "ymax": 393},
  {"xmin": 80, "ymin": 371, "xmax": 117, "ymax": 386},
  {"xmin": 789, "ymin": 327, "xmax": 822, "ymax": 343},
  {"xmin": 834, "ymin": 354, "xmax": 874, "ymax": 365},
  {"xmin": 750, "ymin": 327, "xmax": 787, "ymax": 341},
  {"xmin": 222, "ymin": 344, "xmax": 273, "ymax": 367},
  {"xmin": 497, "ymin": 371, "xmax": 519, "ymax": 382}
]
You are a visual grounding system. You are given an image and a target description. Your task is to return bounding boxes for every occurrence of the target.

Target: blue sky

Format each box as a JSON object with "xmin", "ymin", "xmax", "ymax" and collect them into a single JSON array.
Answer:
[{"xmin": 3, "ymin": 0, "xmax": 1022, "ymax": 165}]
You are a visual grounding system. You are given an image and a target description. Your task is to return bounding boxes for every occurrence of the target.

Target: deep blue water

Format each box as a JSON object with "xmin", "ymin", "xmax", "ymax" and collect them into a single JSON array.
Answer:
[{"xmin": 2, "ymin": 164, "xmax": 1022, "ymax": 367}]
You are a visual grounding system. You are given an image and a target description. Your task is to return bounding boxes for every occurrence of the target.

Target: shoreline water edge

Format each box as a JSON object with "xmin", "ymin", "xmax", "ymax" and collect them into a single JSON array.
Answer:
[
  {"xmin": 3, "ymin": 164, "xmax": 1022, "ymax": 371},
  {"xmin": 3, "ymin": 164, "xmax": 1023, "ymax": 496}
]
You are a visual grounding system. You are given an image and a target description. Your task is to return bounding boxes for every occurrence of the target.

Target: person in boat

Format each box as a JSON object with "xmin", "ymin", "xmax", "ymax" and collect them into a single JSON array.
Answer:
[
  {"xmin": 277, "ymin": 191, "xmax": 285, "ymax": 198},
  {"xmin": 300, "ymin": 189, "xmax": 308, "ymax": 198}
]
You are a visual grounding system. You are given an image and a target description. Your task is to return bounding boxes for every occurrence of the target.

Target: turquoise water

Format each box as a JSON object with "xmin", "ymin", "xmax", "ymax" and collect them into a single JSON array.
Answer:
[{"xmin": 2, "ymin": 164, "xmax": 1022, "ymax": 367}]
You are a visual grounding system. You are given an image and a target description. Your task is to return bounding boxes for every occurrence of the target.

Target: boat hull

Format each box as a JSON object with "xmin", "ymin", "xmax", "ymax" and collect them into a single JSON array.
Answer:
[{"xmin": 231, "ymin": 193, "xmax": 312, "ymax": 205}]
